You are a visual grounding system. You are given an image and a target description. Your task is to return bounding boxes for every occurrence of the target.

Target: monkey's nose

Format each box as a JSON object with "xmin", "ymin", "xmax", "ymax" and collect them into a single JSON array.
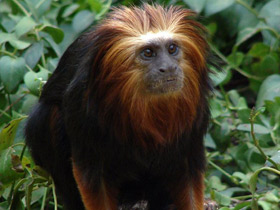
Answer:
[{"xmin": 158, "ymin": 66, "xmax": 177, "ymax": 74}]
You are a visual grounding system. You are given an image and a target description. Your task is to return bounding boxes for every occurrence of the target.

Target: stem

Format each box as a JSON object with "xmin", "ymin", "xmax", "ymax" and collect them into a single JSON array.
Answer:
[
  {"xmin": 258, "ymin": 167, "xmax": 280, "ymax": 176},
  {"xmin": 235, "ymin": 0, "xmax": 259, "ymax": 17},
  {"xmin": 0, "ymin": 50, "xmax": 17, "ymax": 58},
  {"xmin": 232, "ymin": 194, "xmax": 253, "ymax": 200},
  {"xmin": 7, "ymin": 181, "xmax": 16, "ymax": 204},
  {"xmin": 11, "ymin": 0, "xmax": 31, "ymax": 16},
  {"xmin": 25, "ymin": 64, "xmax": 33, "ymax": 72},
  {"xmin": 0, "ymin": 110, "xmax": 11, "ymax": 119},
  {"xmin": 41, "ymin": 187, "xmax": 49, "ymax": 210},
  {"xmin": 250, "ymin": 109, "xmax": 279, "ymax": 170},
  {"xmin": 261, "ymin": 26, "xmax": 280, "ymax": 40},
  {"xmin": 210, "ymin": 44, "xmax": 263, "ymax": 81},
  {"xmin": 20, "ymin": 144, "xmax": 27, "ymax": 161},
  {"xmin": 52, "ymin": 182, "xmax": 58, "ymax": 210},
  {"xmin": 208, "ymin": 160, "xmax": 239, "ymax": 185},
  {"xmin": 7, "ymin": 94, "xmax": 13, "ymax": 117},
  {"xmin": 0, "ymin": 94, "xmax": 27, "ymax": 118},
  {"xmin": 13, "ymin": 178, "xmax": 29, "ymax": 194},
  {"xmin": 35, "ymin": 30, "xmax": 46, "ymax": 68},
  {"xmin": 212, "ymin": 119, "xmax": 222, "ymax": 127},
  {"xmin": 11, "ymin": 142, "xmax": 25, "ymax": 148}
]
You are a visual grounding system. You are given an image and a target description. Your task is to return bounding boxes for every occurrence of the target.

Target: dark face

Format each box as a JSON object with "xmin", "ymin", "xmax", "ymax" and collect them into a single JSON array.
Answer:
[{"xmin": 138, "ymin": 39, "xmax": 184, "ymax": 95}]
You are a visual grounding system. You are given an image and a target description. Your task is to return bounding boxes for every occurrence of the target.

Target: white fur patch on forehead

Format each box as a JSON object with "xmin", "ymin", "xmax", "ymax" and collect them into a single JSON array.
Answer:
[{"xmin": 139, "ymin": 31, "xmax": 173, "ymax": 42}]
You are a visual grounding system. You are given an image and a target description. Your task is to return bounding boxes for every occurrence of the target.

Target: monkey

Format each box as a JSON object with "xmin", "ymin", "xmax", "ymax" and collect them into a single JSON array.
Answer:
[{"xmin": 25, "ymin": 4, "xmax": 214, "ymax": 210}]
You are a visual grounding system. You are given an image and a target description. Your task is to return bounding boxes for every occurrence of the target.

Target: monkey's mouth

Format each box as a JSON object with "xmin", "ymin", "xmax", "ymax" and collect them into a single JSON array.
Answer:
[
  {"xmin": 148, "ymin": 77, "xmax": 183, "ymax": 94},
  {"xmin": 166, "ymin": 78, "xmax": 176, "ymax": 82}
]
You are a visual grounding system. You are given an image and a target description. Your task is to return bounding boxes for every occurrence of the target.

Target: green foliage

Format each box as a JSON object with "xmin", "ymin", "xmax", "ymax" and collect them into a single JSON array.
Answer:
[{"xmin": 0, "ymin": 0, "xmax": 279, "ymax": 209}]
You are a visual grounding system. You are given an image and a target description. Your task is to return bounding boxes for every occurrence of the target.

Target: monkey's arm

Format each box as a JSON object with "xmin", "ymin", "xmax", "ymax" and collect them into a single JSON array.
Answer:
[
  {"xmin": 171, "ymin": 172, "xmax": 204, "ymax": 210},
  {"xmin": 72, "ymin": 162, "xmax": 118, "ymax": 210}
]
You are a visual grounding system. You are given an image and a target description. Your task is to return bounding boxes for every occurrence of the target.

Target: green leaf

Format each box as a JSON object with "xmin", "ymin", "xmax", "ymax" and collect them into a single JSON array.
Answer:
[
  {"xmin": 1, "ymin": 16, "xmax": 17, "ymax": 33},
  {"xmin": 205, "ymin": 133, "xmax": 216, "ymax": 149},
  {"xmin": 248, "ymin": 43, "xmax": 270, "ymax": 58},
  {"xmin": 263, "ymin": 191, "xmax": 279, "ymax": 203},
  {"xmin": 24, "ymin": 41, "xmax": 44, "ymax": 68},
  {"xmin": 236, "ymin": 123, "xmax": 270, "ymax": 134},
  {"xmin": 258, "ymin": 200, "xmax": 274, "ymax": 210},
  {"xmin": 95, "ymin": 0, "xmax": 112, "ymax": 20},
  {"xmin": 62, "ymin": 4, "xmax": 80, "ymax": 18},
  {"xmin": 236, "ymin": 23, "xmax": 280, "ymax": 48},
  {"xmin": 208, "ymin": 176, "xmax": 227, "ymax": 191},
  {"xmin": 228, "ymin": 90, "xmax": 248, "ymax": 109},
  {"xmin": 46, "ymin": 57, "xmax": 59, "ymax": 72},
  {"xmin": 0, "ymin": 202, "xmax": 9, "ymax": 209},
  {"xmin": 9, "ymin": 38, "xmax": 31, "ymax": 50},
  {"xmin": 88, "ymin": 0, "xmax": 103, "ymax": 13},
  {"xmin": 72, "ymin": 10, "xmax": 94, "ymax": 33},
  {"xmin": 204, "ymin": 0, "xmax": 234, "ymax": 16},
  {"xmin": 230, "ymin": 144, "xmax": 250, "ymax": 171},
  {"xmin": 227, "ymin": 90, "xmax": 239, "ymax": 106},
  {"xmin": 232, "ymin": 172, "xmax": 249, "ymax": 185},
  {"xmin": 0, "ymin": 32, "xmax": 31, "ymax": 50},
  {"xmin": 260, "ymin": 55, "xmax": 279, "ymax": 75},
  {"xmin": 0, "ymin": 117, "xmax": 27, "ymax": 151},
  {"xmin": 235, "ymin": 27, "xmax": 260, "ymax": 47},
  {"xmin": 248, "ymin": 167, "xmax": 277, "ymax": 194},
  {"xmin": 270, "ymin": 150, "xmax": 280, "ymax": 165},
  {"xmin": 206, "ymin": 22, "xmax": 217, "ymax": 36},
  {"xmin": 30, "ymin": 187, "xmax": 45, "ymax": 205},
  {"xmin": 57, "ymin": 24, "xmax": 77, "ymax": 53},
  {"xmin": 40, "ymin": 25, "xmax": 64, "ymax": 43},
  {"xmin": 0, "ymin": 148, "xmax": 24, "ymax": 186},
  {"xmin": 24, "ymin": 0, "xmax": 52, "ymax": 18},
  {"xmin": 14, "ymin": 16, "xmax": 37, "ymax": 38},
  {"xmin": 233, "ymin": 201, "xmax": 251, "ymax": 210},
  {"xmin": 209, "ymin": 66, "xmax": 231, "ymax": 86},
  {"xmin": 183, "ymin": 0, "xmax": 206, "ymax": 13},
  {"xmin": 24, "ymin": 67, "xmax": 49, "ymax": 96},
  {"xmin": 0, "ymin": 56, "xmax": 27, "ymax": 93},
  {"xmin": 256, "ymin": 74, "xmax": 280, "ymax": 108},
  {"xmin": 237, "ymin": 6, "xmax": 258, "ymax": 32},
  {"xmin": 0, "ymin": 32, "xmax": 11, "ymax": 45},
  {"xmin": 212, "ymin": 190, "xmax": 231, "ymax": 206},
  {"xmin": 43, "ymin": 35, "xmax": 62, "ymax": 57},
  {"xmin": 0, "ymin": 94, "xmax": 7, "ymax": 110},
  {"xmin": 210, "ymin": 98, "xmax": 223, "ymax": 118},
  {"xmin": 265, "ymin": 97, "xmax": 280, "ymax": 127},
  {"xmin": 21, "ymin": 94, "xmax": 38, "ymax": 114},
  {"xmin": 227, "ymin": 52, "xmax": 244, "ymax": 68},
  {"xmin": 35, "ymin": 0, "xmax": 52, "ymax": 17},
  {"xmin": 259, "ymin": 0, "xmax": 280, "ymax": 33}
]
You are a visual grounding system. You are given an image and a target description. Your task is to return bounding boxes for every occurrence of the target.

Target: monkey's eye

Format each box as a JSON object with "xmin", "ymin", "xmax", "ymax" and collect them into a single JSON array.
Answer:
[
  {"xmin": 168, "ymin": 44, "xmax": 178, "ymax": 55},
  {"xmin": 141, "ymin": 48, "xmax": 155, "ymax": 59}
]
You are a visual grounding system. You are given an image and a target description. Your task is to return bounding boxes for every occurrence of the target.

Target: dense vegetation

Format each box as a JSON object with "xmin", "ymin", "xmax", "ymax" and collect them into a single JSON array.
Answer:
[{"xmin": 0, "ymin": 0, "xmax": 279, "ymax": 209}]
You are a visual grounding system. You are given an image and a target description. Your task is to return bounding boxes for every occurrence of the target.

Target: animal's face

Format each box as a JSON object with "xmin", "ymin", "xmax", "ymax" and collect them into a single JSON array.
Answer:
[{"xmin": 136, "ymin": 32, "xmax": 184, "ymax": 95}]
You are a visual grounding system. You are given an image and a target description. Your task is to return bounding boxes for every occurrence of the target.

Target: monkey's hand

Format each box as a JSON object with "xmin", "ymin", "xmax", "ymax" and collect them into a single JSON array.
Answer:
[{"xmin": 204, "ymin": 199, "xmax": 218, "ymax": 210}]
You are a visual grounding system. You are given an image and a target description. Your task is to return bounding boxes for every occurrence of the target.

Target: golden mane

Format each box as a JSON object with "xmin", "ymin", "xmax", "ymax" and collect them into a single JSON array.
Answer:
[{"xmin": 86, "ymin": 4, "xmax": 210, "ymax": 147}]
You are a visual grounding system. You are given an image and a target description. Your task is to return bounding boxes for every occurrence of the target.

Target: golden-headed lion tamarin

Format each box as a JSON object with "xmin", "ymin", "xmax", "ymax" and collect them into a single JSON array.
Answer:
[{"xmin": 25, "ymin": 4, "xmax": 214, "ymax": 210}]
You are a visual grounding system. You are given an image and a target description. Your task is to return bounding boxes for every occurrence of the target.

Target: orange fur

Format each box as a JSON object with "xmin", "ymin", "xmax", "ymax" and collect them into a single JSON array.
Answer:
[
  {"xmin": 86, "ymin": 4, "xmax": 209, "ymax": 147},
  {"xmin": 172, "ymin": 172, "xmax": 204, "ymax": 210},
  {"xmin": 72, "ymin": 163, "xmax": 118, "ymax": 210}
]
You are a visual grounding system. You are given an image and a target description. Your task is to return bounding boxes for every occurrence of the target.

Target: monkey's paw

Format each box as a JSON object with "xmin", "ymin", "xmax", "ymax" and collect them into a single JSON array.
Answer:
[{"xmin": 204, "ymin": 199, "xmax": 218, "ymax": 210}]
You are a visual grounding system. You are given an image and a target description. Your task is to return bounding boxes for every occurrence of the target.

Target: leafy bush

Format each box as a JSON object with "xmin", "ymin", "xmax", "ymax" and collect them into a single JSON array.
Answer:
[{"xmin": 0, "ymin": 0, "xmax": 279, "ymax": 209}]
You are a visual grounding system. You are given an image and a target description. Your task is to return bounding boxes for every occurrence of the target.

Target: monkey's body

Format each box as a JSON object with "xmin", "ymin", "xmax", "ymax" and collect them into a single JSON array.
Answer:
[{"xmin": 26, "ymin": 5, "xmax": 212, "ymax": 210}]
